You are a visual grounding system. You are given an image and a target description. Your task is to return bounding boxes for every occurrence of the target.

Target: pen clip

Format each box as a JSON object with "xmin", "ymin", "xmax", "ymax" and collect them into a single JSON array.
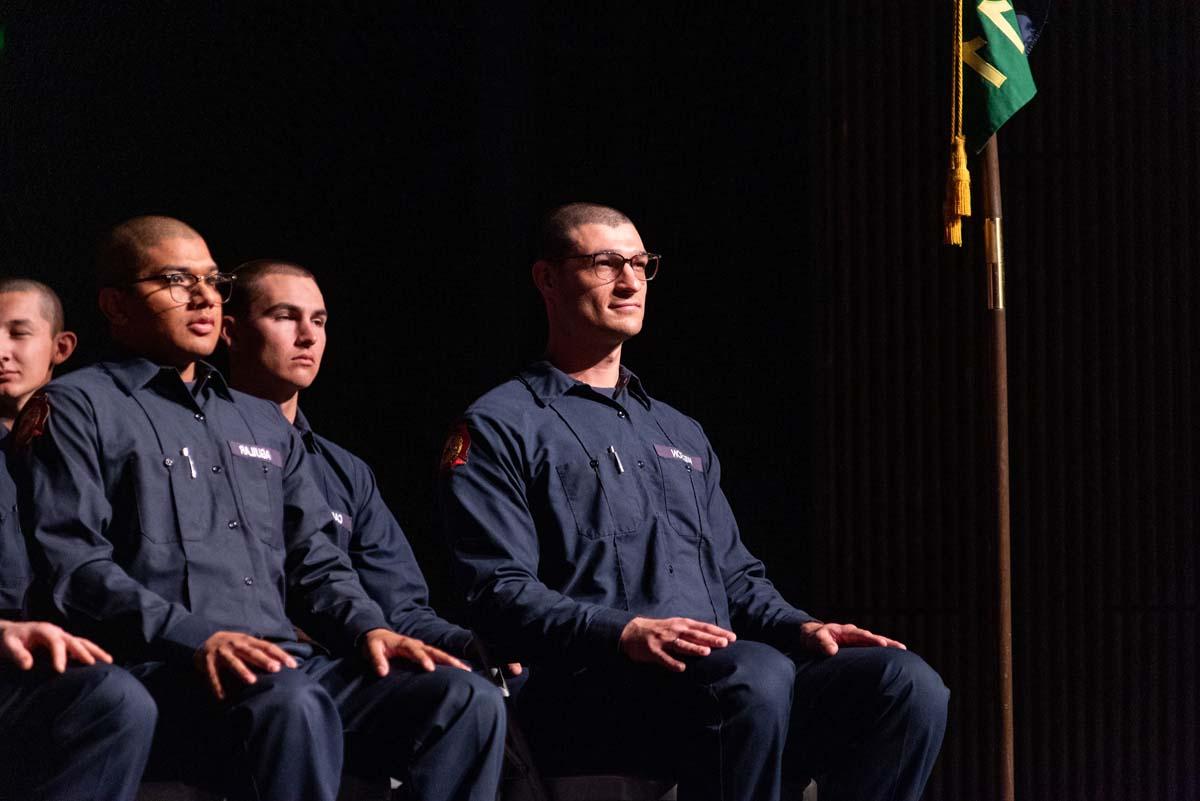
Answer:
[
  {"xmin": 607, "ymin": 445, "xmax": 625, "ymax": 474},
  {"xmin": 180, "ymin": 447, "xmax": 197, "ymax": 479}
]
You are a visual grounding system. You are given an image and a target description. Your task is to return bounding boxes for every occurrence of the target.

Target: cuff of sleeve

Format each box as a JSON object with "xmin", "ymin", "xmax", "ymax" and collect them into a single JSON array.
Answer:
[
  {"xmin": 587, "ymin": 607, "xmax": 637, "ymax": 659},
  {"xmin": 344, "ymin": 610, "xmax": 391, "ymax": 651},
  {"xmin": 162, "ymin": 614, "xmax": 222, "ymax": 665}
]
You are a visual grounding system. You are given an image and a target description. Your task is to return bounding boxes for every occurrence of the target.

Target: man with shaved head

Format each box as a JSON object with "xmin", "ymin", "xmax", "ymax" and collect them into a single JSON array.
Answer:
[
  {"xmin": 16, "ymin": 216, "xmax": 503, "ymax": 801},
  {"xmin": 0, "ymin": 277, "xmax": 157, "ymax": 801},
  {"xmin": 437, "ymin": 203, "xmax": 948, "ymax": 801}
]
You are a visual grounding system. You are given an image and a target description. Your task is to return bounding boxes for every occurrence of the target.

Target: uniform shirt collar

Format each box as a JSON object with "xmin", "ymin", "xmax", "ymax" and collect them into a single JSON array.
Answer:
[
  {"xmin": 520, "ymin": 360, "xmax": 652, "ymax": 409},
  {"xmin": 293, "ymin": 407, "xmax": 318, "ymax": 451},
  {"xmin": 103, "ymin": 355, "xmax": 232, "ymax": 400}
]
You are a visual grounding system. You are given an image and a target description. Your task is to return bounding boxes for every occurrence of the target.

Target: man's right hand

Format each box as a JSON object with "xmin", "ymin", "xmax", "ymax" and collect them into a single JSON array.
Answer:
[
  {"xmin": 619, "ymin": 617, "xmax": 736, "ymax": 672},
  {"xmin": 0, "ymin": 620, "xmax": 113, "ymax": 672},
  {"xmin": 195, "ymin": 631, "xmax": 298, "ymax": 700}
]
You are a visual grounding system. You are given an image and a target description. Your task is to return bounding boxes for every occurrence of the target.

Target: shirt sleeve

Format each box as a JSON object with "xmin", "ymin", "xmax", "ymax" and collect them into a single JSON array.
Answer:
[
  {"xmin": 346, "ymin": 457, "xmax": 472, "ymax": 655},
  {"xmin": 436, "ymin": 412, "xmax": 634, "ymax": 664},
  {"xmin": 698, "ymin": 423, "xmax": 818, "ymax": 647},
  {"xmin": 18, "ymin": 385, "xmax": 221, "ymax": 664},
  {"xmin": 278, "ymin": 427, "xmax": 391, "ymax": 652}
]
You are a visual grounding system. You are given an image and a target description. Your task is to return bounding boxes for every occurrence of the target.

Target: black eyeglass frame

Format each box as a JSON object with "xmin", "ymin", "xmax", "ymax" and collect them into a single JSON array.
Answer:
[
  {"xmin": 558, "ymin": 251, "xmax": 661, "ymax": 283},
  {"xmin": 120, "ymin": 272, "xmax": 238, "ymax": 302}
]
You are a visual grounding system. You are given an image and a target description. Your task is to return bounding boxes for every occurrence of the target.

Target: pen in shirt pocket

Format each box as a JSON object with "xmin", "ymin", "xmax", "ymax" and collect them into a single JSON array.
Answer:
[
  {"xmin": 180, "ymin": 447, "xmax": 197, "ymax": 479},
  {"xmin": 607, "ymin": 445, "xmax": 625, "ymax": 474}
]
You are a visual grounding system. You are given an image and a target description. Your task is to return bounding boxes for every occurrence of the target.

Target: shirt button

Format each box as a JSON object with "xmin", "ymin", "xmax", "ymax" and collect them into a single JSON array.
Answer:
[
  {"xmin": 244, "ymin": 577, "xmax": 254, "ymax": 586},
  {"xmin": 228, "ymin": 520, "xmax": 240, "ymax": 529},
  {"xmin": 617, "ymin": 410, "xmax": 627, "ymax": 419},
  {"xmin": 686, "ymin": 464, "xmax": 693, "ymax": 472},
  {"xmin": 261, "ymin": 464, "xmax": 270, "ymax": 474},
  {"xmin": 194, "ymin": 413, "xmax": 206, "ymax": 422},
  {"xmin": 668, "ymin": 565, "xmax": 675, "ymax": 574},
  {"xmin": 163, "ymin": 457, "xmax": 174, "ymax": 467},
  {"xmin": 637, "ymin": 460, "xmax": 645, "ymax": 469},
  {"xmin": 211, "ymin": 465, "xmax": 222, "ymax": 474}
]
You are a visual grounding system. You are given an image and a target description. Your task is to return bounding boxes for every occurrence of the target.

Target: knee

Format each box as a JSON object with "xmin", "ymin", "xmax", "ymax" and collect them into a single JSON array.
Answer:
[
  {"xmin": 71, "ymin": 664, "xmax": 157, "ymax": 743},
  {"xmin": 428, "ymin": 668, "xmax": 507, "ymax": 732},
  {"xmin": 876, "ymin": 649, "xmax": 950, "ymax": 729},
  {"xmin": 709, "ymin": 641, "xmax": 795, "ymax": 718},
  {"xmin": 235, "ymin": 668, "xmax": 338, "ymax": 732}
]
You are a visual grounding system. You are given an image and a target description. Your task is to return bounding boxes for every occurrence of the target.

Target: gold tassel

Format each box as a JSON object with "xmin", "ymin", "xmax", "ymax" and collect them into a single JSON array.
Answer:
[
  {"xmin": 948, "ymin": 135, "xmax": 971, "ymax": 216},
  {"xmin": 944, "ymin": 0, "xmax": 970, "ymax": 246},
  {"xmin": 944, "ymin": 215, "xmax": 963, "ymax": 246}
]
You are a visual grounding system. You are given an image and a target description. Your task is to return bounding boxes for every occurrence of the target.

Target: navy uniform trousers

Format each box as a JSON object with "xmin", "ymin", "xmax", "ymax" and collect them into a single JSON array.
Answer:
[
  {"xmin": 132, "ymin": 648, "xmax": 505, "ymax": 801},
  {"xmin": 518, "ymin": 641, "xmax": 948, "ymax": 801},
  {"xmin": 0, "ymin": 663, "xmax": 157, "ymax": 801}
]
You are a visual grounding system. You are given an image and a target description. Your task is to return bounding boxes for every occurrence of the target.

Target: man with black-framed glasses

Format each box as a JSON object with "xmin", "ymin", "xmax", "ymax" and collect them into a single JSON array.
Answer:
[
  {"xmin": 437, "ymin": 202, "xmax": 949, "ymax": 801},
  {"xmin": 15, "ymin": 215, "xmax": 503, "ymax": 801}
]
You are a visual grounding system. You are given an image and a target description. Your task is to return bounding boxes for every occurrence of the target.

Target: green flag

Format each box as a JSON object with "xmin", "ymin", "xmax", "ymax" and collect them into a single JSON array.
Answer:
[{"xmin": 962, "ymin": 0, "xmax": 1038, "ymax": 152}]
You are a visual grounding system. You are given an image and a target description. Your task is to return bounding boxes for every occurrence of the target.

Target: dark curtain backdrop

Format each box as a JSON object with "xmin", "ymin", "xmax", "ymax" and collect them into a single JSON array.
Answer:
[{"xmin": 1, "ymin": 3, "xmax": 1196, "ymax": 800}]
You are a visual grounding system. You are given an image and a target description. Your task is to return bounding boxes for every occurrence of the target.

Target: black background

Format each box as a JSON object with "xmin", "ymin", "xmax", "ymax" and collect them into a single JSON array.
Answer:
[{"xmin": 2, "ymin": 3, "xmax": 1197, "ymax": 800}]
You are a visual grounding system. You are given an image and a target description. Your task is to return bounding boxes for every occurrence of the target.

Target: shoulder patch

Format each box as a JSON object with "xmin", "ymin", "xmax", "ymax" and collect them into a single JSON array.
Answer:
[
  {"xmin": 13, "ymin": 392, "xmax": 50, "ymax": 449},
  {"xmin": 439, "ymin": 421, "xmax": 471, "ymax": 470}
]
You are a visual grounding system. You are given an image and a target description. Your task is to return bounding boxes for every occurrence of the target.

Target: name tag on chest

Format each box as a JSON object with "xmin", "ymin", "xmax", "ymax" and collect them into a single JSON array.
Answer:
[
  {"xmin": 654, "ymin": 444, "xmax": 704, "ymax": 472},
  {"xmin": 227, "ymin": 440, "xmax": 284, "ymax": 467}
]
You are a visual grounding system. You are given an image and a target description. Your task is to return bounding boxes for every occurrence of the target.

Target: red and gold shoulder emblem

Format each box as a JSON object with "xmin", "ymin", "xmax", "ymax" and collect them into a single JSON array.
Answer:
[
  {"xmin": 13, "ymin": 391, "xmax": 50, "ymax": 449},
  {"xmin": 439, "ymin": 421, "xmax": 471, "ymax": 471}
]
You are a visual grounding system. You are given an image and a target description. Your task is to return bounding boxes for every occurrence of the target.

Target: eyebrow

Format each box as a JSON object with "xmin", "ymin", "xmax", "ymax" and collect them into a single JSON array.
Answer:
[
  {"xmin": 262, "ymin": 303, "xmax": 328, "ymax": 317},
  {"xmin": 3, "ymin": 318, "xmax": 36, "ymax": 327},
  {"xmin": 151, "ymin": 265, "xmax": 219, "ymax": 275}
]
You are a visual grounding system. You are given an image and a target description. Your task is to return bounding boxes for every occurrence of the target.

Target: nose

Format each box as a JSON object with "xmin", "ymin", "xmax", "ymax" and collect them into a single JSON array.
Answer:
[
  {"xmin": 191, "ymin": 280, "xmax": 221, "ymax": 307},
  {"xmin": 296, "ymin": 319, "xmax": 317, "ymax": 347},
  {"xmin": 612, "ymin": 262, "xmax": 644, "ymax": 294}
]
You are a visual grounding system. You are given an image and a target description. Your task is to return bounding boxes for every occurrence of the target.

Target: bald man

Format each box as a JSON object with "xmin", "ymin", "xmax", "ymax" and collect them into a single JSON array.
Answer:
[{"xmin": 14, "ymin": 217, "xmax": 503, "ymax": 801}]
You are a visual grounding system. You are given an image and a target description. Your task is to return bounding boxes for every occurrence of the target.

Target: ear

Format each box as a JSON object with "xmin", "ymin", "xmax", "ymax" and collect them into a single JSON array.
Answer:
[
  {"xmin": 220, "ymin": 314, "xmax": 237, "ymax": 350},
  {"xmin": 532, "ymin": 259, "xmax": 556, "ymax": 299},
  {"xmin": 51, "ymin": 331, "xmax": 78, "ymax": 367},
  {"xmin": 98, "ymin": 287, "xmax": 128, "ymax": 326}
]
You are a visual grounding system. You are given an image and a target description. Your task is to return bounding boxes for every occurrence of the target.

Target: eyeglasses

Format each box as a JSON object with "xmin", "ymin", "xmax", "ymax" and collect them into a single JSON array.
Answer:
[
  {"xmin": 123, "ymin": 272, "xmax": 237, "ymax": 303},
  {"xmin": 560, "ymin": 251, "xmax": 661, "ymax": 283}
]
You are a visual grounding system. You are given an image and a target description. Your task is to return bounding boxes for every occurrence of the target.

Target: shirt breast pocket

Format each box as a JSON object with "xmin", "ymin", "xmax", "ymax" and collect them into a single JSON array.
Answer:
[
  {"xmin": 231, "ymin": 456, "xmax": 285, "ymax": 549},
  {"xmin": 556, "ymin": 461, "xmax": 646, "ymax": 540}
]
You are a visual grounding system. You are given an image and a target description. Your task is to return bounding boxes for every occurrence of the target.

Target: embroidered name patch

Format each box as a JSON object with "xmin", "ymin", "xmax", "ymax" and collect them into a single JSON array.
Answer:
[
  {"xmin": 330, "ymin": 510, "xmax": 354, "ymax": 532},
  {"xmin": 227, "ymin": 441, "xmax": 284, "ymax": 467},
  {"xmin": 654, "ymin": 444, "xmax": 704, "ymax": 472}
]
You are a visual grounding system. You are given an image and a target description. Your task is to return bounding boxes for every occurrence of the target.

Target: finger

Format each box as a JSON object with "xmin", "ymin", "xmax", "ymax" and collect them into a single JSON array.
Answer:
[
  {"xmin": 64, "ymin": 636, "xmax": 97, "ymax": 666},
  {"xmin": 812, "ymin": 629, "xmax": 839, "ymax": 656},
  {"xmin": 401, "ymin": 644, "xmax": 436, "ymax": 672},
  {"xmin": 681, "ymin": 620, "xmax": 737, "ymax": 642},
  {"xmin": 79, "ymin": 638, "xmax": 114, "ymax": 664},
  {"xmin": 506, "ymin": 663, "xmax": 524, "ymax": 676},
  {"xmin": 206, "ymin": 653, "xmax": 226, "ymax": 701},
  {"xmin": 425, "ymin": 646, "xmax": 469, "ymax": 672},
  {"xmin": 666, "ymin": 638, "xmax": 711, "ymax": 658},
  {"xmin": 678, "ymin": 628, "xmax": 731, "ymax": 648},
  {"xmin": 650, "ymin": 643, "xmax": 687, "ymax": 673},
  {"xmin": 218, "ymin": 647, "xmax": 258, "ymax": 686},
  {"xmin": 49, "ymin": 634, "xmax": 67, "ymax": 673},
  {"xmin": 3, "ymin": 634, "xmax": 34, "ymax": 670},
  {"xmin": 261, "ymin": 641, "xmax": 298, "ymax": 669},
  {"xmin": 234, "ymin": 643, "xmax": 281, "ymax": 673},
  {"xmin": 370, "ymin": 638, "xmax": 390, "ymax": 677}
]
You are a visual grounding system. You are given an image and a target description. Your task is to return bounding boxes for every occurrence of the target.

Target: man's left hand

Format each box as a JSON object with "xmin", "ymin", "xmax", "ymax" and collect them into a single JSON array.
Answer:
[
  {"xmin": 798, "ymin": 621, "xmax": 907, "ymax": 656},
  {"xmin": 362, "ymin": 629, "xmax": 472, "ymax": 676}
]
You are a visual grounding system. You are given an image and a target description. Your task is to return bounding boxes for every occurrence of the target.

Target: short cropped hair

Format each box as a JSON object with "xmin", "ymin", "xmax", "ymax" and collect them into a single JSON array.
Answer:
[
  {"xmin": 225, "ymin": 259, "xmax": 316, "ymax": 319},
  {"xmin": 0, "ymin": 278, "xmax": 65, "ymax": 334},
  {"xmin": 96, "ymin": 215, "xmax": 203, "ymax": 287},
  {"xmin": 538, "ymin": 202, "xmax": 633, "ymax": 261}
]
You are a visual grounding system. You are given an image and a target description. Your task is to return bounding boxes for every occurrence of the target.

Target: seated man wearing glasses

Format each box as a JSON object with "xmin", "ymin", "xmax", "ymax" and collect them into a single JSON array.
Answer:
[
  {"xmin": 14, "ymin": 216, "xmax": 504, "ymax": 801},
  {"xmin": 436, "ymin": 202, "xmax": 949, "ymax": 801},
  {"xmin": 0, "ymin": 278, "xmax": 156, "ymax": 801}
]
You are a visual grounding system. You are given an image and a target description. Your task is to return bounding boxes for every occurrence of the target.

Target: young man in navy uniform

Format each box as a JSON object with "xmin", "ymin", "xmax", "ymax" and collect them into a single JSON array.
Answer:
[
  {"xmin": 0, "ymin": 278, "xmax": 157, "ymax": 801},
  {"xmin": 15, "ymin": 217, "xmax": 504, "ymax": 801},
  {"xmin": 436, "ymin": 203, "xmax": 950, "ymax": 801},
  {"xmin": 219, "ymin": 259, "xmax": 508, "ymax": 795}
]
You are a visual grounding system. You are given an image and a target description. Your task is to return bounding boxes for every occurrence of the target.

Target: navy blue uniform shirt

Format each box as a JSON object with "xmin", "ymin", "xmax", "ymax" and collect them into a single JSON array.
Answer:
[
  {"xmin": 437, "ymin": 360, "xmax": 815, "ymax": 666},
  {"xmin": 0, "ymin": 427, "xmax": 30, "ymax": 619},
  {"xmin": 295, "ymin": 409, "xmax": 472, "ymax": 655},
  {"xmin": 17, "ymin": 357, "xmax": 389, "ymax": 664}
]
